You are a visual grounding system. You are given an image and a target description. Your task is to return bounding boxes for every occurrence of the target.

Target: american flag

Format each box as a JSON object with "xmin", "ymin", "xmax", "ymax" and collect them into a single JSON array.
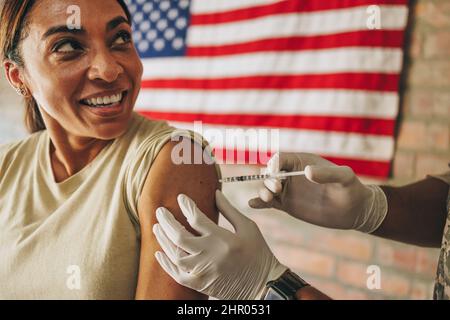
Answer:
[{"xmin": 127, "ymin": 0, "xmax": 409, "ymax": 179}]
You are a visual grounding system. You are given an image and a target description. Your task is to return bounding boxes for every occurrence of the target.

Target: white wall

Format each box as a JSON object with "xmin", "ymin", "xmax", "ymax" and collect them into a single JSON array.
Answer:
[{"xmin": 0, "ymin": 71, "xmax": 27, "ymax": 144}]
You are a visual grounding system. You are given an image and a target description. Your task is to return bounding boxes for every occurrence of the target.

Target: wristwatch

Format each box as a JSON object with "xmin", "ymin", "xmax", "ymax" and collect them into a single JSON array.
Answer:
[{"xmin": 262, "ymin": 270, "xmax": 309, "ymax": 300}]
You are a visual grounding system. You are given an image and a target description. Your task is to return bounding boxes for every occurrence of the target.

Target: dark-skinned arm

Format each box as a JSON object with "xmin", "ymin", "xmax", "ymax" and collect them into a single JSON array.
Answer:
[{"xmin": 372, "ymin": 177, "xmax": 448, "ymax": 248}]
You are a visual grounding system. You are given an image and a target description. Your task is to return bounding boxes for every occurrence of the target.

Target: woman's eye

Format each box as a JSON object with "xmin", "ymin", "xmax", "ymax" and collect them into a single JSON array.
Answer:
[
  {"xmin": 113, "ymin": 32, "xmax": 132, "ymax": 46},
  {"xmin": 53, "ymin": 41, "xmax": 81, "ymax": 53}
]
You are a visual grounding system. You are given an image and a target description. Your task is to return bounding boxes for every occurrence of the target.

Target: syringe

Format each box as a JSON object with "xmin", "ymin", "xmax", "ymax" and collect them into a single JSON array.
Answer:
[{"xmin": 219, "ymin": 170, "xmax": 305, "ymax": 183}]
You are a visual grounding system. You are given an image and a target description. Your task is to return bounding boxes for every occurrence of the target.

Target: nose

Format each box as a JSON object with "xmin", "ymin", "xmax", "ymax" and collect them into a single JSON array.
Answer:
[{"xmin": 87, "ymin": 48, "xmax": 124, "ymax": 83}]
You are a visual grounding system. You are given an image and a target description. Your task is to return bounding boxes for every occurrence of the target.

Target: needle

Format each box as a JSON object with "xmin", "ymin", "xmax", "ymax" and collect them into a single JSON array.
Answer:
[{"xmin": 219, "ymin": 170, "xmax": 305, "ymax": 183}]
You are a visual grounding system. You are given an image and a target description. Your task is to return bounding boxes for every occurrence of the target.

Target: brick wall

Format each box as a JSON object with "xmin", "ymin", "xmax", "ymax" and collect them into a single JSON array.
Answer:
[
  {"xmin": 394, "ymin": 0, "xmax": 450, "ymax": 184},
  {"xmin": 0, "ymin": 0, "xmax": 449, "ymax": 300}
]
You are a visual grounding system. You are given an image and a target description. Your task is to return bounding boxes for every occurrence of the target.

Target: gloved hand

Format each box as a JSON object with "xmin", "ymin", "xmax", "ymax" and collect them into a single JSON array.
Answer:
[
  {"xmin": 153, "ymin": 191, "xmax": 288, "ymax": 300},
  {"xmin": 249, "ymin": 153, "xmax": 388, "ymax": 233}
]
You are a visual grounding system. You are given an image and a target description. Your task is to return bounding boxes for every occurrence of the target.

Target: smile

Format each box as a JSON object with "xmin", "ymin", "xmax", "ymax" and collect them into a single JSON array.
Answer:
[{"xmin": 80, "ymin": 91, "xmax": 127, "ymax": 108}]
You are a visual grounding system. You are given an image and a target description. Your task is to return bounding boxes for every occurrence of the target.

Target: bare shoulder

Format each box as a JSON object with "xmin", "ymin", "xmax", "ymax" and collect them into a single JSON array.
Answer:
[
  {"xmin": 135, "ymin": 138, "xmax": 219, "ymax": 299},
  {"xmin": 138, "ymin": 139, "xmax": 220, "ymax": 224}
]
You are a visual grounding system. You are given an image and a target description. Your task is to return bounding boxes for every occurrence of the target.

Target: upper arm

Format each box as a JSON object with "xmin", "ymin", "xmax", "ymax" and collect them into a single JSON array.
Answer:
[{"xmin": 135, "ymin": 139, "xmax": 219, "ymax": 299}]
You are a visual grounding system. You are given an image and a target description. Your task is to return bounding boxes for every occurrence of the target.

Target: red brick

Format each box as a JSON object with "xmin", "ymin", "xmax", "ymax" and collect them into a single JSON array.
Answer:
[
  {"xmin": 415, "ymin": 1, "xmax": 450, "ymax": 28},
  {"xmin": 308, "ymin": 231, "xmax": 374, "ymax": 262},
  {"xmin": 272, "ymin": 244, "xmax": 336, "ymax": 278},
  {"xmin": 397, "ymin": 120, "xmax": 427, "ymax": 150},
  {"xmin": 415, "ymin": 248, "xmax": 440, "ymax": 277},
  {"xmin": 404, "ymin": 91, "xmax": 450, "ymax": 119},
  {"xmin": 336, "ymin": 261, "xmax": 370, "ymax": 289},
  {"xmin": 376, "ymin": 241, "xmax": 418, "ymax": 273},
  {"xmin": 424, "ymin": 31, "xmax": 450, "ymax": 59},
  {"xmin": 408, "ymin": 28, "xmax": 423, "ymax": 58},
  {"xmin": 381, "ymin": 272, "xmax": 411, "ymax": 298},
  {"xmin": 410, "ymin": 280, "xmax": 434, "ymax": 300},
  {"xmin": 426, "ymin": 123, "xmax": 449, "ymax": 151},
  {"xmin": 415, "ymin": 154, "xmax": 450, "ymax": 178},
  {"xmin": 306, "ymin": 278, "xmax": 347, "ymax": 300},
  {"xmin": 392, "ymin": 151, "xmax": 416, "ymax": 179},
  {"xmin": 342, "ymin": 289, "xmax": 370, "ymax": 300},
  {"xmin": 433, "ymin": 93, "xmax": 450, "ymax": 118},
  {"xmin": 408, "ymin": 60, "xmax": 450, "ymax": 88},
  {"xmin": 252, "ymin": 213, "xmax": 305, "ymax": 247},
  {"xmin": 307, "ymin": 277, "xmax": 373, "ymax": 300},
  {"xmin": 403, "ymin": 91, "xmax": 434, "ymax": 118}
]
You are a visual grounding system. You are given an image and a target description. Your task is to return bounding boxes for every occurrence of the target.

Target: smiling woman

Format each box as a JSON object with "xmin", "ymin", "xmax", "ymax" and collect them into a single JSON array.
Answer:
[{"xmin": 0, "ymin": 0, "xmax": 220, "ymax": 299}]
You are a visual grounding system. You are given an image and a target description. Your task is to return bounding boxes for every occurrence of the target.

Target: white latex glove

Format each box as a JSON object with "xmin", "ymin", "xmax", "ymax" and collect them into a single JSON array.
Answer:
[
  {"xmin": 153, "ymin": 191, "xmax": 288, "ymax": 300},
  {"xmin": 249, "ymin": 153, "xmax": 387, "ymax": 233}
]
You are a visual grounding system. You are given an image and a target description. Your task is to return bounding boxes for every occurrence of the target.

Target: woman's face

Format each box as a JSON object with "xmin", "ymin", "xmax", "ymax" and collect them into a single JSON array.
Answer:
[{"xmin": 19, "ymin": 0, "xmax": 143, "ymax": 140}]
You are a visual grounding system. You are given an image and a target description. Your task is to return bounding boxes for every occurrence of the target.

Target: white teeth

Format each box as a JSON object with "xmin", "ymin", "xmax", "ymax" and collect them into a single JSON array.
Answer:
[{"xmin": 83, "ymin": 92, "xmax": 123, "ymax": 106}]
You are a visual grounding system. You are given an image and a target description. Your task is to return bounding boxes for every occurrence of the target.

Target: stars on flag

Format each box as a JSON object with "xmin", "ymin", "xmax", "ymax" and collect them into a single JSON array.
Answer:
[{"xmin": 125, "ymin": 0, "xmax": 191, "ymax": 58}]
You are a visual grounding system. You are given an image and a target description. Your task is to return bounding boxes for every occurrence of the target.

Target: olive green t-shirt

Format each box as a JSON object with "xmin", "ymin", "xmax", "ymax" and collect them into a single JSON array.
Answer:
[{"xmin": 0, "ymin": 112, "xmax": 215, "ymax": 299}]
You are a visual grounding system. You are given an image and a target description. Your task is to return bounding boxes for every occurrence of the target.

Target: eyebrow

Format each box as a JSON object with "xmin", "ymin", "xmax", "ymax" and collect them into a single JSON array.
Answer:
[
  {"xmin": 42, "ymin": 16, "xmax": 130, "ymax": 40},
  {"xmin": 106, "ymin": 16, "xmax": 131, "ymax": 31},
  {"xmin": 42, "ymin": 26, "xmax": 86, "ymax": 40}
]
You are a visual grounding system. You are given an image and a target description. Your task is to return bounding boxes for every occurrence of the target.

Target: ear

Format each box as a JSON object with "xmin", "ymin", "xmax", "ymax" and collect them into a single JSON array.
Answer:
[{"xmin": 3, "ymin": 59, "xmax": 25, "ymax": 91}]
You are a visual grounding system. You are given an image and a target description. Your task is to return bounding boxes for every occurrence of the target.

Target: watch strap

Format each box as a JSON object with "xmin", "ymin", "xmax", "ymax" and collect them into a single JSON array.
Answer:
[{"xmin": 263, "ymin": 270, "xmax": 309, "ymax": 300}]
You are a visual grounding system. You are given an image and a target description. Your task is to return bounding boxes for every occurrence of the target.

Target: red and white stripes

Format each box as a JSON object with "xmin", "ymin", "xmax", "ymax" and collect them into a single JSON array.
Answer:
[{"xmin": 136, "ymin": 0, "xmax": 409, "ymax": 178}]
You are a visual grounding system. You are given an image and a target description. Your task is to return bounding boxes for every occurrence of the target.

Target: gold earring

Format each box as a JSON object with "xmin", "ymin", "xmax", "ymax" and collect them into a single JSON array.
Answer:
[{"xmin": 16, "ymin": 86, "xmax": 27, "ymax": 96}]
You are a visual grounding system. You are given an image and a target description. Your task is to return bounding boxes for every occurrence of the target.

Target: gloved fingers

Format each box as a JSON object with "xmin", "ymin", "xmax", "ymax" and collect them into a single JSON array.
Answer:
[
  {"xmin": 215, "ymin": 190, "xmax": 250, "ymax": 232},
  {"xmin": 305, "ymin": 165, "xmax": 355, "ymax": 185},
  {"xmin": 175, "ymin": 253, "xmax": 204, "ymax": 273},
  {"xmin": 154, "ymin": 235, "xmax": 203, "ymax": 277},
  {"xmin": 247, "ymin": 186, "xmax": 275, "ymax": 209},
  {"xmin": 263, "ymin": 178, "xmax": 283, "ymax": 194},
  {"xmin": 155, "ymin": 251, "xmax": 193, "ymax": 288},
  {"xmin": 178, "ymin": 194, "xmax": 217, "ymax": 235},
  {"xmin": 266, "ymin": 154, "xmax": 304, "ymax": 186},
  {"xmin": 153, "ymin": 224, "xmax": 202, "ymax": 273},
  {"xmin": 153, "ymin": 223, "xmax": 189, "ymax": 267},
  {"xmin": 277, "ymin": 152, "xmax": 301, "ymax": 172},
  {"xmin": 258, "ymin": 187, "xmax": 275, "ymax": 203},
  {"xmin": 266, "ymin": 153, "xmax": 281, "ymax": 174},
  {"xmin": 248, "ymin": 197, "xmax": 272, "ymax": 209},
  {"xmin": 156, "ymin": 207, "xmax": 200, "ymax": 253}
]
